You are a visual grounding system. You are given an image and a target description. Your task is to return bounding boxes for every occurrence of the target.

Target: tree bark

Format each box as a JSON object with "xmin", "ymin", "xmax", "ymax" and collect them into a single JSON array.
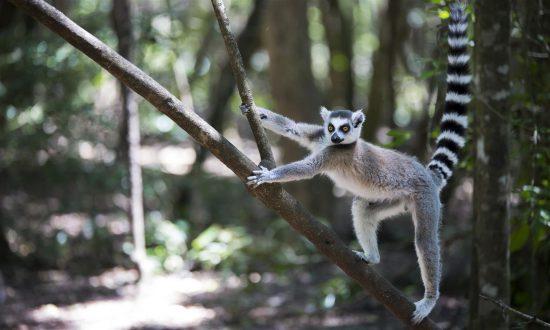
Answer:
[
  {"xmin": 7, "ymin": 0, "xmax": 438, "ymax": 327},
  {"xmin": 111, "ymin": 0, "xmax": 146, "ymax": 276},
  {"xmin": 471, "ymin": 0, "xmax": 512, "ymax": 328},
  {"xmin": 320, "ymin": 0, "xmax": 354, "ymax": 109}
]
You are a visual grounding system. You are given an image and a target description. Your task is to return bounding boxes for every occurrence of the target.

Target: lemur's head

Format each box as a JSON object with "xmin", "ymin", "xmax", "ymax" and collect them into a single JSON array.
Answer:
[{"xmin": 320, "ymin": 106, "xmax": 365, "ymax": 145}]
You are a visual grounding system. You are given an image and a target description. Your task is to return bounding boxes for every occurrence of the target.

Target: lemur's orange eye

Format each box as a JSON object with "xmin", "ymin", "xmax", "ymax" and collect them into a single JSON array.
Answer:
[
  {"xmin": 328, "ymin": 124, "xmax": 334, "ymax": 132},
  {"xmin": 342, "ymin": 125, "xmax": 350, "ymax": 133}
]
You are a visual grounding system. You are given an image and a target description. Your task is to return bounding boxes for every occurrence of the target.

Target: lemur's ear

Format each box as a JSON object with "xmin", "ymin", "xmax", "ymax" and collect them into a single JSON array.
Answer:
[
  {"xmin": 352, "ymin": 109, "xmax": 365, "ymax": 128},
  {"xmin": 320, "ymin": 106, "xmax": 330, "ymax": 121}
]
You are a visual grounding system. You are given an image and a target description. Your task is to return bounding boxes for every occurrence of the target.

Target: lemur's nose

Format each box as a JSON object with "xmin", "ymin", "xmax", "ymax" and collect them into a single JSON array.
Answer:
[{"xmin": 331, "ymin": 134, "xmax": 343, "ymax": 143}]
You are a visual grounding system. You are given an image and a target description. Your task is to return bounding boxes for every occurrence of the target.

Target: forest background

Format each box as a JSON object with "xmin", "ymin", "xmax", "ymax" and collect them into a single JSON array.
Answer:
[{"xmin": 0, "ymin": 0, "xmax": 548, "ymax": 328}]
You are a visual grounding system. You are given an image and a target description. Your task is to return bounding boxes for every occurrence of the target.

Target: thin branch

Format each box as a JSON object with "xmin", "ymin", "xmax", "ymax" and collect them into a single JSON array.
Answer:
[
  {"xmin": 480, "ymin": 294, "xmax": 550, "ymax": 328},
  {"xmin": 7, "ymin": 0, "xmax": 437, "ymax": 327},
  {"xmin": 210, "ymin": 0, "xmax": 275, "ymax": 168},
  {"xmin": 194, "ymin": 0, "xmax": 264, "ymax": 168}
]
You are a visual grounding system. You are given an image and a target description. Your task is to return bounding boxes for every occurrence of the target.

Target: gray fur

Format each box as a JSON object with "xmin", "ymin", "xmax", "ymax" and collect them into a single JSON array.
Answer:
[{"xmin": 248, "ymin": 106, "xmax": 443, "ymax": 323}]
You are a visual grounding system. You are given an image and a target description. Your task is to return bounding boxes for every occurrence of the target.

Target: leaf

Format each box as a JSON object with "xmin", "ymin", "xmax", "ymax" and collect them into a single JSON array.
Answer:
[
  {"xmin": 420, "ymin": 69, "xmax": 437, "ymax": 80},
  {"xmin": 438, "ymin": 9, "xmax": 450, "ymax": 19},
  {"xmin": 383, "ymin": 129, "xmax": 412, "ymax": 148},
  {"xmin": 510, "ymin": 223, "xmax": 530, "ymax": 252}
]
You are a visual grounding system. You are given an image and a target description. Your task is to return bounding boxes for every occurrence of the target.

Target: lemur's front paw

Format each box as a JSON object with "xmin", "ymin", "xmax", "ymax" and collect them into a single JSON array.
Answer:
[
  {"xmin": 239, "ymin": 103, "xmax": 251, "ymax": 115},
  {"xmin": 247, "ymin": 166, "xmax": 274, "ymax": 188}
]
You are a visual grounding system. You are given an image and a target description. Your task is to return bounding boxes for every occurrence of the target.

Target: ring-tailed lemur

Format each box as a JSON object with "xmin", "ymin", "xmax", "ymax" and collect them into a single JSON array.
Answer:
[{"xmin": 244, "ymin": 3, "xmax": 470, "ymax": 323}]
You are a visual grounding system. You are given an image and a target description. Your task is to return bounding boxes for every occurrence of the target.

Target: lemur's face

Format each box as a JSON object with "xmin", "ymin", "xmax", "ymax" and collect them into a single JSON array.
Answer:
[{"xmin": 320, "ymin": 107, "xmax": 365, "ymax": 145}]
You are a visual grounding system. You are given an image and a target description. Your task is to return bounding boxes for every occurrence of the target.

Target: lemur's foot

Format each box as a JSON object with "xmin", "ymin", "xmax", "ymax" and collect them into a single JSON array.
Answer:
[
  {"xmin": 352, "ymin": 250, "xmax": 380, "ymax": 265},
  {"xmin": 247, "ymin": 166, "xmax": 274, "ymax": 188},
  {"xmin": 411, "ymin": 296, "xmax": 438, "ymax": 324}
]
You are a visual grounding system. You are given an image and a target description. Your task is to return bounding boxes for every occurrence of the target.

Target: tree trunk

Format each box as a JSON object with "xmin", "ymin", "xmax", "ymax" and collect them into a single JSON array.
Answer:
[
  {"xmin": 471, "ymin": 0, "xmax": 512, "ymax": 328},
  {"xmin": 320, "ymin": 0, "xmax": 354, "ymax": 109},
  {"xmin": 264, "ymin": 0, "xmax": 329, "ymax": 210},
  {"xmin": 112, "ymin": 0, "xmax": 146, "ymax": 276},
  {"xmin": 364, "ymin": 0, "xmax": 408, "ymax": 143},
  {"xmin": 0, "ymin": 5, "xmax": 20, "ymax": 272}
]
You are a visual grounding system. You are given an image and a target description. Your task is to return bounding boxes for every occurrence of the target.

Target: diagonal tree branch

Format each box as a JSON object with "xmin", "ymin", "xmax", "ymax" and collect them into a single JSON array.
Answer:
[
  {"xmin": 210, "ymin": 0, "xmax": 274, "ymax": 169},
  {"xmin": 7, "ymin": 0, "xmax": 436, "ymax": 327},
  {"xmin": 480, "ymin": 294, "xmax": 550, "ymax": 328}
]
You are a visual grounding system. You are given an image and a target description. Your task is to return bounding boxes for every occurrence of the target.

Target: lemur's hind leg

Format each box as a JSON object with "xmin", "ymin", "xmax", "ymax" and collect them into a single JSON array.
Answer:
[
  {"xmin": 410, "ymin": 190, "xmax": 442, "ymax": 324},
  {"xmin": 351, "ymin": 198, "xmax": 407, "ymax": 264}
]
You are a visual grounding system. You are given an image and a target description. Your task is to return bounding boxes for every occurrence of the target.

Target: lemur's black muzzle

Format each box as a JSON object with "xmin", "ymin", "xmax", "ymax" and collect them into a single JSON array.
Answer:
[{"xmin": 331, "ymin": 134, "xmax": 343, "ymax": 144}]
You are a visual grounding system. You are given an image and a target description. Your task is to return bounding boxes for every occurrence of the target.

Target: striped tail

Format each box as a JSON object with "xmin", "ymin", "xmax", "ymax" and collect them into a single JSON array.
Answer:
[{"xmin": 428, "ymin": 3, "xmax": 470, "ymax": 188}]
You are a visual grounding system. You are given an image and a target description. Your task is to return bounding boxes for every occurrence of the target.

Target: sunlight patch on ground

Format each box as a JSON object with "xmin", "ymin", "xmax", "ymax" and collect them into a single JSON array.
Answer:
[{"xmin": 25, "ymin": 270, "xmax": 221, "ymax": 329}]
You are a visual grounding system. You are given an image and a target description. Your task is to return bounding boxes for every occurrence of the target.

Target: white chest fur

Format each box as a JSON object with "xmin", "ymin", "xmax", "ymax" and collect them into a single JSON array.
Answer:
[{"xmin": 324, "ymin": 170, "xmax": 401, "ymax": 201}]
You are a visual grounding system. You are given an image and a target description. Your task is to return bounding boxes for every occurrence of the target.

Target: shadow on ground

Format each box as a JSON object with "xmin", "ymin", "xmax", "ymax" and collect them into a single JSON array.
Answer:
[{"xmin": 0, "ymin": 263, "xmax": 467, "ymax": 329}]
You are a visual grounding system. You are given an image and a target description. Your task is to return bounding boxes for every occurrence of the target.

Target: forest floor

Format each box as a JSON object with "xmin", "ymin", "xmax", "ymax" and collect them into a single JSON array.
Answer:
[{"xmin": 0, "ymin": 266, "xmax": 467, "ymax": 329}]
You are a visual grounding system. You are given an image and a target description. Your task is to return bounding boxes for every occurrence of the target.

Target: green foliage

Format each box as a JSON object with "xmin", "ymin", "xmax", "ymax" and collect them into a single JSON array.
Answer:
[
  {"xmin": 507, "ymin": 6, "xmax": 550, "ymax": 314},
  {"xmin": 145, "ymin": 214, "xmax": 189, "ymax": 272},
  {"xmin": 382, "ymin": 129, "xmax": 412, "ymax": 148},
  {"xmin": 189, "ymin": 224, "xmax": 252, "ymax": 272},
  {"xmin": 510, "ymin": 222, "xmax": 529, "ymax": 253},
  {"xmin": 437, "ymin": 9, "xmax": 450, "ymax": 20},
  {"xmin": 186, "ymin": 217, "xmax": 320, "ymax": 276}
]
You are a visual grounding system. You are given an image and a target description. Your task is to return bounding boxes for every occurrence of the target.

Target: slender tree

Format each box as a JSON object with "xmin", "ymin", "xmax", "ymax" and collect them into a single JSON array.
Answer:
[
  {"xmin": 364, "ymin": 0, "xmax": 408, "ymax": 143},
  {"xmin": 0, "ymin": 2, "xmax": 22, "ymax": 274},
  {"xmin": 320, "ymin": 0, "xmax": 354, "ymax": 109},
  {"xmin": 111, "ymin": 0, "xmax": 146, "ymax": 276},
  {"xmin": 471, "ymin": 0, "xmax": 512, "ymax": 328}
]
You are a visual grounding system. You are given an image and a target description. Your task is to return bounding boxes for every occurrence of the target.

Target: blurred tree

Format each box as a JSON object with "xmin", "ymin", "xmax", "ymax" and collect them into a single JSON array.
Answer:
[
  {"xmin": 512, "ymin": 0, "xmax": 550, "ymax": 318},
  {"xmin": 0, "ymin": 217, "xmax": 19, "ymax": 269},
  {"xmin": 264, "ymin": 0, "xmax": 326, "ymax": 209},
  {"xmin": 181, "ymin": 0, "xmax": 266, "ymax": 227},
  {"xmin": 112, "ymin": 0, "xmax": 146, "ymax": 276},
  {"xmin": 319, "ymin": 0, "xmax": 354, "ymax": 109},
  {"xmin": 187, "ymin": 20, "xmax": 216, "ymax": 88},
  {"xmin": 471, "ymin": 0, "xmax": 512, "ymax": 328},
  {"xmin": 0, "ymin": 1, "xmax": 16, "ymax": 31},
  {"xmin": 0, "ymin": 2, "xmax": 26, "ymax": 273},
  {"xmin": 363, "ymin": 0, "xmax": 409, "ymax": 143}
]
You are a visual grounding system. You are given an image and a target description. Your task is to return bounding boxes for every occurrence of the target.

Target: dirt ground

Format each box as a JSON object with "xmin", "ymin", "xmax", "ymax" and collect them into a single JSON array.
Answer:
[{"xmin": 0, "ymin": 266, "xmax": 468, "ymax": 330}]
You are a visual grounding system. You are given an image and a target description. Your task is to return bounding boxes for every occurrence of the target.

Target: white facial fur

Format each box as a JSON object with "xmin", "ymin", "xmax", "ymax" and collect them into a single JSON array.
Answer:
[{"xmin": 320, "ymin": 107, "xmax": 365, "ymax": 145}]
